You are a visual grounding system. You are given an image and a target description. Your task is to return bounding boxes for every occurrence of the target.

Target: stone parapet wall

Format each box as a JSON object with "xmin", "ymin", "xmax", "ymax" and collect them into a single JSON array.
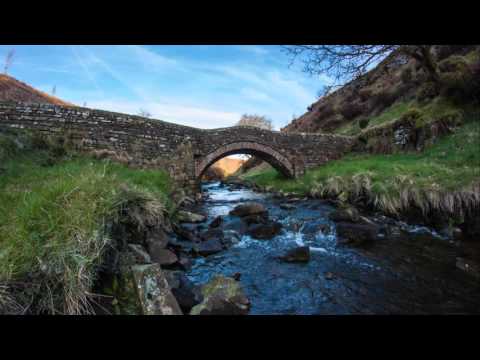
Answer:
[{"xmin": 0, "ymin": 102, "xmax": 356, "ymax": 191}]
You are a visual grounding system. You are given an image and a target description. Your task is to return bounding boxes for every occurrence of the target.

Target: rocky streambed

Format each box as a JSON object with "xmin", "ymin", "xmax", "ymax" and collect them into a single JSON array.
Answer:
[
  {"xmin": 183, "ymin": 181, "xmax": 480, "ymax": 314},
  {"xmin": 98, "ymin": 181, "xmax": 480, "ymax": 315}
]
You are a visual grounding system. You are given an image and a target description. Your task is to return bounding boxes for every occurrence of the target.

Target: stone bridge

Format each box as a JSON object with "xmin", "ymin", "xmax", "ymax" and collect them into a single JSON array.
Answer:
[{"xmin": 0, "ymin": 102, "xmax": 356, "ymax": 192}]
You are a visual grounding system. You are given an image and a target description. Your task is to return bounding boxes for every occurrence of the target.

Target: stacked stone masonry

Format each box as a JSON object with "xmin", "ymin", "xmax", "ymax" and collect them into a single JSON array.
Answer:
[{"xmin": 0, "ymin": 102, "xmax": 356, "ymax": 192}]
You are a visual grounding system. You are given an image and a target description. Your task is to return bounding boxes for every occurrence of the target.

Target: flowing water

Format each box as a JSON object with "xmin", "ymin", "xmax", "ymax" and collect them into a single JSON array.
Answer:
[{"xmin": 186, "ymin": 181, "xmax": 480, "ymax": 314}]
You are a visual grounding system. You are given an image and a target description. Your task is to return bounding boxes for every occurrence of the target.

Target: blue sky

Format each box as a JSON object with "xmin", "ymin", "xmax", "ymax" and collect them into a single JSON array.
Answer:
[{"xmin": 1, "ymin": 45, "xmax": 332, "ymax": 130}]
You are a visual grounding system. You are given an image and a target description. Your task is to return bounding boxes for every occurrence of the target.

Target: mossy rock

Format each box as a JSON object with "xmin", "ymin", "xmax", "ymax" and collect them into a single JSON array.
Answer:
[{"xmin": 190, "ymin": 275, "xmax": 250, "ymax": 315}]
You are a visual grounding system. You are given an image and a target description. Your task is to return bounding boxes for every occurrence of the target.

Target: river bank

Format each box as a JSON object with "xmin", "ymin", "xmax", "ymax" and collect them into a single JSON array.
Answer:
[{"xmin": 237, "ymin": 120, "xmax": 480, "ymax": 240}]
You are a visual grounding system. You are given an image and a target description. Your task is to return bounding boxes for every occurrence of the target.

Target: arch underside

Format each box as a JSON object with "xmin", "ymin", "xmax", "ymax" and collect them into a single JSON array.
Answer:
[{"xmin": 196, "ymin": 141, "xmax": 296, "ymax": 179}]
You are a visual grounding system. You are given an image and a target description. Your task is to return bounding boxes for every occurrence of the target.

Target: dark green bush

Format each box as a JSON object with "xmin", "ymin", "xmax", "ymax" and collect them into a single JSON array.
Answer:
[{"xmin": 358, "ymin": 117, "xmax": 370, "ymax": 129}]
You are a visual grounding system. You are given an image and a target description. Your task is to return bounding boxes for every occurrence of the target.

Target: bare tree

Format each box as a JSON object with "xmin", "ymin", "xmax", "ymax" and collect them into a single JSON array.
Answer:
[
  {"xmin": 83, "ymin": 102, "xmax": 87, "ymax": 107},
  {"xmin": 283, "ymin": 45, "xmax": 440, "ymax": 88},
  {"xmin": 52, "ymin": 85, "xmax": 56, "ymax": 96},
  {"xmin": 138, "ymin": 109, "xmax": 152, "ymax": 118},
  {"xmin": 3, "ymin": 49, "xmax": 15, "ymax": 75},
  {"xmin": 236, "ymin": 114, "xmax": 273, "ymax": 130}
]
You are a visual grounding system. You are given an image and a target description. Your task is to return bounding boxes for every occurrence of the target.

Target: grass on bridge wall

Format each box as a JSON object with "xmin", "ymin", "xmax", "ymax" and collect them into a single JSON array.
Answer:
[{"xmin": 0, "ymin": 131, "xmax": 171, "ymax": 314}]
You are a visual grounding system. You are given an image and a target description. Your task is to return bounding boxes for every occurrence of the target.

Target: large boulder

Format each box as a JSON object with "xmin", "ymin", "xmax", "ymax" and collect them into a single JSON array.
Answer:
[
  {"xmin": 128, "ymin": 244, "xmax": 152, "ymax": 264},
  {"xmin": 163, "ymin": 270, "xmax": 203, "ymax": 312},
  {"xmin": 177, "ymin": 210, "xmax": 206, "ymax": 223},
  {"xmin": 329, "ymin": 206, "xmax": 360, "ymax": 223},
  {"xmin": 230, "ymin": 202, "xmax": 267, "ymax": 217},
  {"xmin": 194, "ymin": 239, "xmax": 224, "ymax": 256},
  {"xmin": 173, "ymin": 224, "xmax": 200, "ymax": 243},
  {"xmin": 146, "ymin": 228, "xmax": 170, "ymax": 248},
  {"xmin": 247, "ymin": 221, "xmax": 282, "ymax": 240},
  {"xmin": 209, "ymin": 216, "xmax": 224, "ymax": 228},
  {"xmin": 223, "ymin": 217, "xmax": 249, "ymax": 235},
  {"xmin": 200, "ymin": 228, "xmax": 224, "ymax": 242},
  {"xmin": 336, "ymin": 222, "xmax": 378, "ymax": 246},
  {"xmin": 190, "ymin": 276, "xmax": 250, "ymax": 315},
  {"xmin": 278, "ymin": 246, "xmax": 310, "ymax": 263},
  {"xmin": 131, "ymin": 264, "xmax": 183, "ymax": 315},
  {"xmin": 242, "ymin": 213, "xmax": 269, "ymax": 226},
  {"xmin": 147, "ymin": 242, "xmax": 178, "ymax": 266},
  {"xmin": 168, "ymin": 237, "xmax": 197, "ymax": 254}
]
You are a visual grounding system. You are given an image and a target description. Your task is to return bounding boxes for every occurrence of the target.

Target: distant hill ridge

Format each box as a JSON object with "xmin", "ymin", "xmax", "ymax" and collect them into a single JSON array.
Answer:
[{"xmin": 0, "ymin": 74, "xmax": 73, "ymax": 106}]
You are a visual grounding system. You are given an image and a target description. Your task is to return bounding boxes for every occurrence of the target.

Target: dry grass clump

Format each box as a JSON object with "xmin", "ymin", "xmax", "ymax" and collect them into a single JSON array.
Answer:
[{"xmin": 90, "ymin": 149, "xmax": 133, "ymax": 166}]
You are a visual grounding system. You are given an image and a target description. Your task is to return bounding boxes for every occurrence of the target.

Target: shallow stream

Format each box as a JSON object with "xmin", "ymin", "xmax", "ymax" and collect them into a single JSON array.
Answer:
[{"xmin": 186, "ymin": 181, "xmax": 480, "ymax": 314}]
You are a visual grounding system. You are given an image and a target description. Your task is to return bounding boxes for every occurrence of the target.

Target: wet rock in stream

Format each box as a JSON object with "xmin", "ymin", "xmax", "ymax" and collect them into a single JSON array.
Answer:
[
  {"xmin": 246, "ymin": 221, "xmax": 283, "ymax": 240},
  {"xmin": 277, "ymin": 246, "xmax": 310, "ymax": 263},
  {"xmin": 177, "ymin": 210, "xmax": 207, "ymax": 223},
  {"xmin": 190, "ymin": 275, "xmax": 250, "ymax": 315},
  {"xmin": 131, "ymin": 264, "xmax": 183, "ymax": 315},
  {"xmin": 194, "ymin": 239, "xmax": 224, "ymax": 256},
  {"xmin": 229, "ymin": 202, "xmax": 267, "ymax": 217},
  {"xmin": 209, "ymin": 215, "xmax": 224, "ymax": 228},
  {"xmin": 336, "ymin": 222, "xmax": 379, "ymax": 246},
  {"xmin": 164, "ymin": 270, "xmax": 203, "ymax": 312}
]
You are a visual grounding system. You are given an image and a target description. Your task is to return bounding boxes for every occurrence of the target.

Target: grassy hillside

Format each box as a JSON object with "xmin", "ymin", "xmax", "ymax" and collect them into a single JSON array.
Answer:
[
  {"xmin": 212, "ymin": 157, "xmax": 246, "ymax": 177},
  {"xmin": 0, "ymin": 74, "xmax": 73, "ymax": 106},
  {"xmin": 242, "ymin": 118, "xmax": 480, "ymax": 220},
  {"xmin": 283, "ymin": 46, "xmax": 480, "ymax": 136},
  {"xmin": 0, "ymin": 131, "xmax": 171, "ymax": 314}
]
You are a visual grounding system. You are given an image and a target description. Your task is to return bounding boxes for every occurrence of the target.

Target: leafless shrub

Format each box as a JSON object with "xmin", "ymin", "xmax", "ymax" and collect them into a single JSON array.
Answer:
[
  {"xmin": 237, "ymin": 114, "xmax": 273, "ymax": 130},
  {"xmin": 138, "ymin": 109, "xmax": 152, "ymax": 118}
]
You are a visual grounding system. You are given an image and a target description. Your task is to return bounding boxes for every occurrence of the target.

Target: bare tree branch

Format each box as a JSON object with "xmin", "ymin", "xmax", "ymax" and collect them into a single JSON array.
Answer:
[
  {"xmin": 3, "ymin": 49, "xmax": 15, "ymax": 75},
  {"xmin": 282, "ymin": 45, "xmax": 440, "ymax": 89},
  {"xmin": 138, "ymin": 109, "xmax": 152, "ymax": 118}
]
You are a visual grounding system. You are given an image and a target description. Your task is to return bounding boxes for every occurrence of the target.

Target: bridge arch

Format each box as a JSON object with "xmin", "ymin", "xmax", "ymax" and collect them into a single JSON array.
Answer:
[{"xmin": 195, "ymin": 141, "xmax": 297, "ymax": 179}]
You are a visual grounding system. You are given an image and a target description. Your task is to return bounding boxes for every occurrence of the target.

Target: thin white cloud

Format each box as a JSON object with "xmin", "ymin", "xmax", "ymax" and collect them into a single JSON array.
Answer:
[
  {"xmin": 87, "ymin": 99, "xmax": 241, "ymax": 129},
  {"xmin": 240, "ymin": 87, "xmax": 274, "ymax": 102},
  {"xmin": 69, "ymin": 45, "xmax": 103, "ymax": 96},
  {"xmin": 237, "ymin": 45, "xmax": 270, "ymax": 55}
]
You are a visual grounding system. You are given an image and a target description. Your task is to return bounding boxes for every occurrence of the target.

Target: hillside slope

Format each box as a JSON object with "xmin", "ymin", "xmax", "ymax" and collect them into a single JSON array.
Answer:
[
  {"xmin": 0, "ymin": 74, "xmax": 72, "ymax": 106},
  {"xmin": 282, "ymin": 45, "xmax": 479, "ymax": 135},
  {"xmin": 213, "ymin": 157, "xmax": 245, "ymax": 177}
]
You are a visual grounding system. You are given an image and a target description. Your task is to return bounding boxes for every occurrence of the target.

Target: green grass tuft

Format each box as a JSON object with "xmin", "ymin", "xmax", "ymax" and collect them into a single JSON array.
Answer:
[{"xmin": 0, "ymin": 133, "xmax": 171, "ymax": 314}]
